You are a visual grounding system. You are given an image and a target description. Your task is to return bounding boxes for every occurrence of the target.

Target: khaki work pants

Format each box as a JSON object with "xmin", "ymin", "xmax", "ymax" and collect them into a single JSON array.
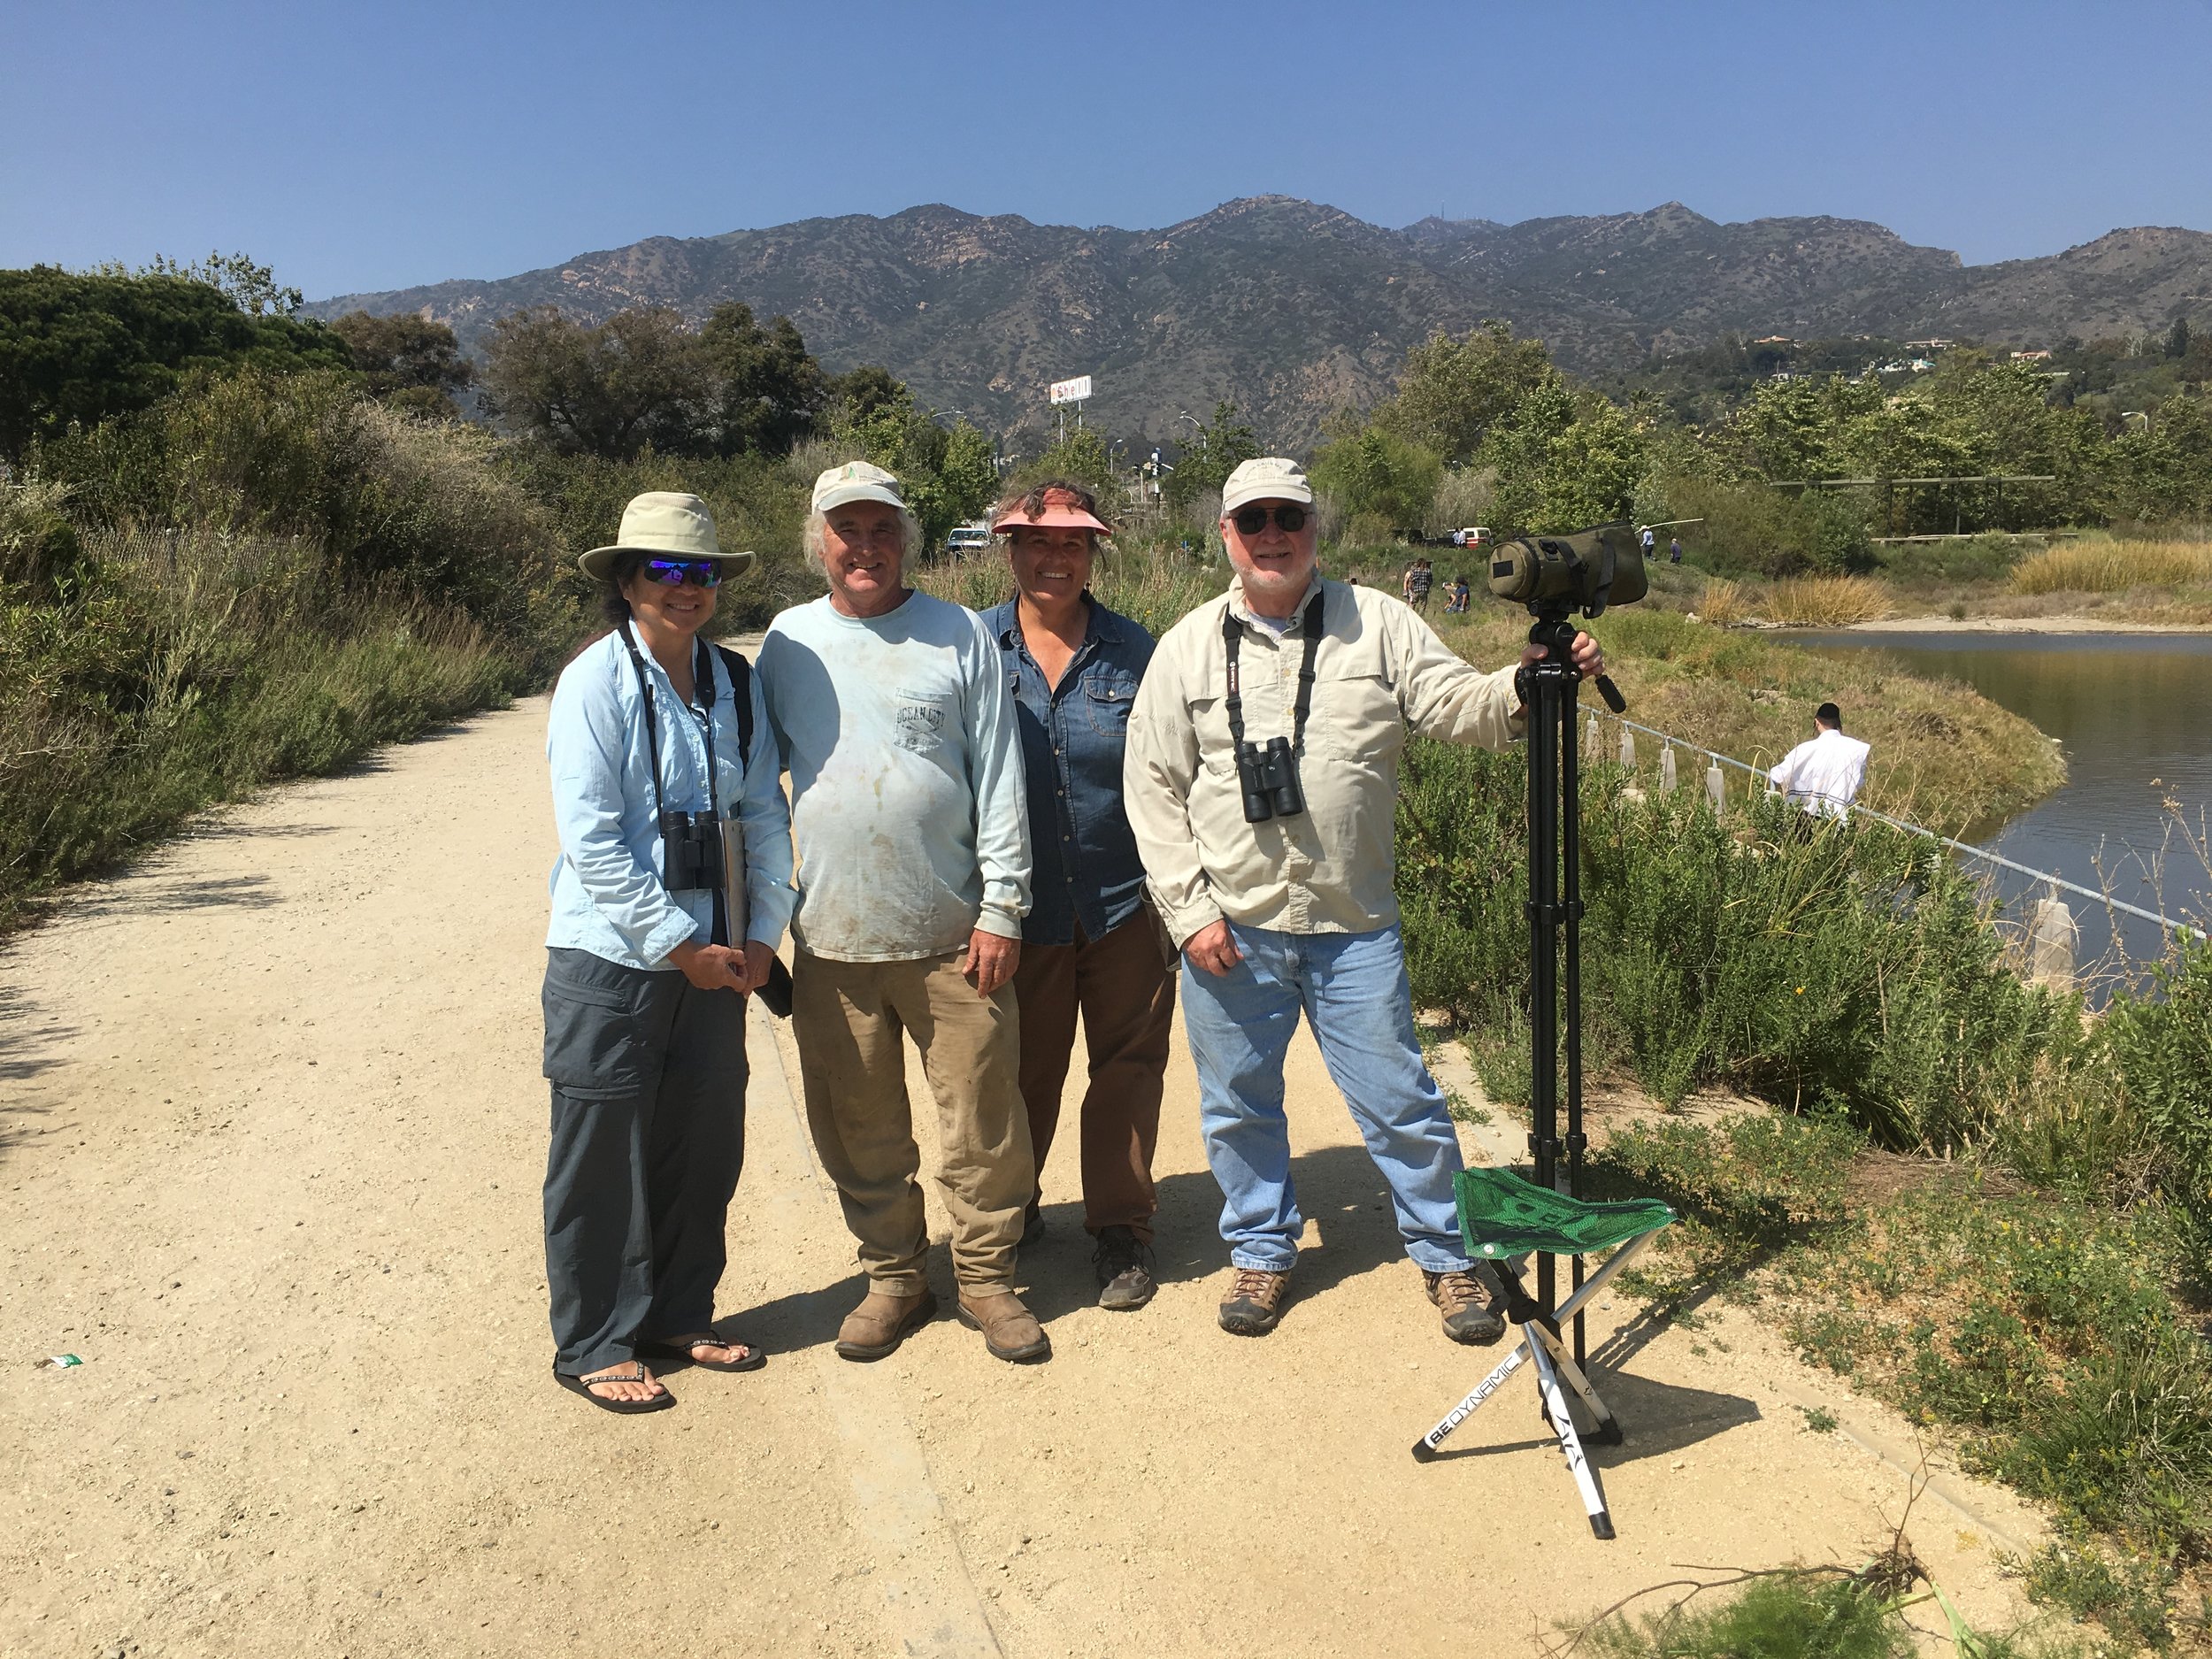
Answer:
[
  {"xmin": 1013, "ymin": 912, "xmax": 1176, "ymax": 1240},
  {"xmin": 792, "ymin": 947, "xmax": 1033, "ymax": 1294}
]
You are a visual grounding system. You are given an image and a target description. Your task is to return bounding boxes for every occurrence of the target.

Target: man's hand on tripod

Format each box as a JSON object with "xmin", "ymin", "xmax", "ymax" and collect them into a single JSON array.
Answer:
[
  {"xmin": 1515, "ymin": 630, "xmax": 1606, "ymax": 711},
  {"xmin": 1517, "ymin": 630, "xmax": 1604, "ymax": 678}
]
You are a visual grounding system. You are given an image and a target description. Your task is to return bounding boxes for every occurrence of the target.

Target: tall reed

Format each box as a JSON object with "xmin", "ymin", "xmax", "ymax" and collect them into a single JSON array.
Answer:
[
  {"xmin": 1762, "ymin": 575, "xmax": 1890, "ymax": 626},
  {"xmin": 2011, "ymin": 540, "xmax": 2212, "ymax": 595}
]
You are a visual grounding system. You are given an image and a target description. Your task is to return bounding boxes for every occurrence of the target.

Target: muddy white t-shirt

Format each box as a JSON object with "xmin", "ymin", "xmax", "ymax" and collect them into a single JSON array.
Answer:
[{"xmin": 759, "ymin": 591, "xmax": 1031, "ymax": 962}]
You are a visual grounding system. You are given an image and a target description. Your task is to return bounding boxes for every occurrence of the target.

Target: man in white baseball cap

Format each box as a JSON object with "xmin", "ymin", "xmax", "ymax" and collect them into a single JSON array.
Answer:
[
  {"xmin": 757, "ymin": 462, "xmax": 1047, "ymax": 1365},
  {"xmin": 1125, "ymin": 457, "xmax": 1606, "ymax": 1345}
]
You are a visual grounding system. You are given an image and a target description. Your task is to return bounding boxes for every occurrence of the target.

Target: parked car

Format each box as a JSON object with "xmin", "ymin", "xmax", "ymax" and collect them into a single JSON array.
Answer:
[{"xmin": 945, "ymin": 523, "xmax": 993, "ymax": 555}]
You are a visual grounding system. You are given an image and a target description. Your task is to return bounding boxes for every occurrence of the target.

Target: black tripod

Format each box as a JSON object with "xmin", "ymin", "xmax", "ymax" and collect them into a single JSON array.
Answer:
[{"xmin": 1515, "ymin": 609, "xmax": 1625, "ymax": 1371}]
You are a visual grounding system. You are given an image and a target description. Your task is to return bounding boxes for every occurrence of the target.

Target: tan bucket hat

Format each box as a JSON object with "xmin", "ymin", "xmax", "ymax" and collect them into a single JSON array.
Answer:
[
  {"xmin": 1220, "ymin": 457, "xmax": 1316, "ymax": 516},
  {"xmin": 580, "ymin": 491, "xmax": 756, "ymax": 580}
]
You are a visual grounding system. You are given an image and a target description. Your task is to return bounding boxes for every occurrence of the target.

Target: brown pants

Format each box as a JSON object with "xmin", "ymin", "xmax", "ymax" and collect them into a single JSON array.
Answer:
[
  {"xmin": 792, "ymin": 947, "xmax": 1033, "ymax": 1294},
  {"xmin": 1013, "ymin": 911, "xmax": 1176, "ymax": 1240}
]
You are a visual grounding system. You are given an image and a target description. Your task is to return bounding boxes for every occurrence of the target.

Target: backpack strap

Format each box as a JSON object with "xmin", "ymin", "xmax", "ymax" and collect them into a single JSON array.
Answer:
[{"xmin": 714, "ymin": 645, "xmax": 755, "ymax": 770}]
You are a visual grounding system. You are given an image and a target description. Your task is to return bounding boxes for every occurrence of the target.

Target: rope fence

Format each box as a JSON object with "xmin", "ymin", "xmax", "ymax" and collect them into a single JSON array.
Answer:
[{"xmin": 1585, "ymin": 710, "xmax": 2208, "ymax": 946}]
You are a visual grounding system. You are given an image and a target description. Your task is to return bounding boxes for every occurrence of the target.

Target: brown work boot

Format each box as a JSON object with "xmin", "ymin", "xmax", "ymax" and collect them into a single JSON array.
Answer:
[
  {"xmin": 1093, "ymin": 1225, "xmax": 1157, "ymax": 1312},
  {"xmin": 956, "ymin": 1286, "xmax": 1050, "ymax": 1363},
  {"xmin": 834, "ymin": 1285, "xmax": 939, "ymax": 1362},
  {"xmin": 1425, "ymin": 1266, "xmax": 1506, "ymax": 1346},
  {"xmin": 1217, "ymin": 1265, "xmax": 1291, "ymax": 1336}
]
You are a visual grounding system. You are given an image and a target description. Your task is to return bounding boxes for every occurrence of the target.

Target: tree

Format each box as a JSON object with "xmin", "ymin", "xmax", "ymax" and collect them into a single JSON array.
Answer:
[
  {"xmin": 329, "ymin": 311, "xmax": 473, "ymax": 419},
  {"xmin": 1162, "ymin": 401, "xmax": 1258, "ymax": 514},
  {"xmin": 828, "ymin": 365, "xmax": 910, "ymax": 429},
  {"xmin": 0, "ymin": 265, "xmax": 349, "ymax": 462},
  {"xmin": 480, "ymin": 304, "xmax": 708, "ymax": 459},
  {"xmin": 822, "ymin": 375, "xmax": 1002, "ymax": 549},
  {"xmin": 1309, "ymin": 424, "xmax": 1442, "ymax": 534},
  {"xmin": 138, "ymin": 251, "xmax": 303, "ymax": 318},
  {"xmin": 1015, "ymin": 426, "xmax": 1117, "ymax": 498},
  {"xmin": 1528, "ymin": 396, "xmax": 1648, "ymax": 532},
  {"xmin": 1377, "ymin": 320, "xmax": 1555, "ymax": 465},
  {"xmin": 905, "ymin": 423, "xmax": 1001, "ymax": 549},
  {"xmin": 1480, "ymin": 373, "xmax": 1578, "ymax": 533},
  {"xmin": 699, "ymin": 302, "xmax": 827, "ymax": 457}
]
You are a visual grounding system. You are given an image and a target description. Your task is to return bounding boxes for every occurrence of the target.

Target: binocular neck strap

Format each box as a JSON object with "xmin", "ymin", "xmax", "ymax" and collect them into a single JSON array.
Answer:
[
  {"xmin": 618, "ymin": 622, "xmax": 723, "ymax": 823},
  {"xmin": 1220, "ymin": 588, "xmax": 1326, "ymax": 752}
]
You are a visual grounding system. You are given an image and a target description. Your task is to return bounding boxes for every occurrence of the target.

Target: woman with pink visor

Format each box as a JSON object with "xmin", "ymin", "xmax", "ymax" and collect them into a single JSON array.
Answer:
[{"xmin": 981, "ymin": 480, "xmax": 1177, "ymax": 1312}]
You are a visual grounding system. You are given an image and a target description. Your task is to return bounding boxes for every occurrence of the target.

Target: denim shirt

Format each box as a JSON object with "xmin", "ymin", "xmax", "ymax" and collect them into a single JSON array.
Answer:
[
  {"xmin": 545, "ymin": 629, "xmax": 796, "ymax": 970},
  {"xmin": 984, "ymin": 595, "xmax": 1156, "ymax": 947}
]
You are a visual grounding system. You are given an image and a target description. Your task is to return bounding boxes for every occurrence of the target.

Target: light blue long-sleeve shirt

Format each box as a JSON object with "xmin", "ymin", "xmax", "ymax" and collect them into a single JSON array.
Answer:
[
  {"xmin": 544, "ymin": 628, "xmax": 796, "ymax": 969},
  {"xmin": 759, "ymin": 591, "xmax": 1030, "ymax": 963}
]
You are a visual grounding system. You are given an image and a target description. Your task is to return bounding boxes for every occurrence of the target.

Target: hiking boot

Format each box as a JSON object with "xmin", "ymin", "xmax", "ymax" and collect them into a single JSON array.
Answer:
[
  {"xmin": 1217, "ymin": 1266, "xmax": 1291, "ymax": 1336},
  {"xmin": 1425, "ymin": 1266, "xmax": 1506, "ymax": 1346},
  {"xmin": 834, "ymin": 1286, "xmax": 938, "ymax": 1362},
  {"xmin": 1092, "ymin": 1225, "xmax": 1157, "ymax": 1312},
  {"xmin": 957, "ymin": 1286, "xmax": 1051, "ymax": 1363}
]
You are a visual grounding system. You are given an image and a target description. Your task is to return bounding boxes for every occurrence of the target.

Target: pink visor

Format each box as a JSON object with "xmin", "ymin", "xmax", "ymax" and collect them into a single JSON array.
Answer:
[{"xmin": 993, "ymin": 487, "xmax": 1113, "ymax": 536}]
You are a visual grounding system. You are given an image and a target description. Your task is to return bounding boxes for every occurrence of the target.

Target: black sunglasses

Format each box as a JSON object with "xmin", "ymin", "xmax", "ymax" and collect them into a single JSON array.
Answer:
[
  {"xmin": 641, "ymin": 558, "xmax": 723, "ymax": 588},
  {"xmin": 1232, "ymin": 503, "xmax": 1308, "ymax": 536}
]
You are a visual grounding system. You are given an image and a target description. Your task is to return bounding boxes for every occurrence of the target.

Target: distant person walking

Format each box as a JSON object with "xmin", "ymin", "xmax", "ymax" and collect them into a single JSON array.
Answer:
[
  {"xmin": 1769, "ymin": 703, "xmax": 1870, "ymax": 818},
  {"xmin": 986, "ymin": 480, "xmax": 1177, "ymax": 1313},
  {"xmin": 541, "ymin": 492, "xmax": 795, "ymax": 1413},
  {"xmin": 1640, "ymin": 526, "xmax": 1656, "ymax": 563},
  {"xmin": 1669, "ymin": 535, "xmax": 1683, "ymax": 565}
]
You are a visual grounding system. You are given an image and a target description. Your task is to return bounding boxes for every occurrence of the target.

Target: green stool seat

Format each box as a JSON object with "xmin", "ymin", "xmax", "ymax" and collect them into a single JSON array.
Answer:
[{"xmin": 1455, "ymin": 1166, "xmax": 1676, "ymax": 1260}]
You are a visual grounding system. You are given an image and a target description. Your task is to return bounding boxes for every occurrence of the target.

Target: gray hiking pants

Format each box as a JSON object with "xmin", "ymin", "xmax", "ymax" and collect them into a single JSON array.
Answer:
[{"xmin": 540, "ymin": 947, "xmax": 749, "ymax": 1377}]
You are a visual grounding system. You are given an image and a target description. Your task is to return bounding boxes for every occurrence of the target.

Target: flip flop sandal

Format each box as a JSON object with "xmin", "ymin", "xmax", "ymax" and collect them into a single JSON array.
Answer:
[
  {"xmin": 555, "ymin": 1360, "xmax": 676, "ymax": 1414},
  {"xmin": 638, "ymin": 1333, "xmax": 767, "ymax": 1373}
]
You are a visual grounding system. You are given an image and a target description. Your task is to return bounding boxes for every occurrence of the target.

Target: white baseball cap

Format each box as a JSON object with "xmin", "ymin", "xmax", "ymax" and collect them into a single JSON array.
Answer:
[
  {"xmin": 580, "ymin": 491, "xmax": 754, "ymax": 580},
  {"xmin": 1221, "ymin": 457, "xmax": 1315, "ymax": 516},
  {"xmin": 811, "ymin": 460, "xmax": 906, "ymax": 515}
]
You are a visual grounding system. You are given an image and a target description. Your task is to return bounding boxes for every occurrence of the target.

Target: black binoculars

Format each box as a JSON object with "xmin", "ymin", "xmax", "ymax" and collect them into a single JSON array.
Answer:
[
  {"xmin": 1236, "ymin": 736, "xmax": 1307, "ymax": 823},
  {"xmin": 657, "ymin": 809, "xmax": 727, "ymax": 892}
]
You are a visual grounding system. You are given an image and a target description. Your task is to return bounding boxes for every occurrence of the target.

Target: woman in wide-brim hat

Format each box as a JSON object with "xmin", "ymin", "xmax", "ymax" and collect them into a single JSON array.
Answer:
[{"xmin": 541, "ymin": 491, "xmax": 795, "ymax": 1412}]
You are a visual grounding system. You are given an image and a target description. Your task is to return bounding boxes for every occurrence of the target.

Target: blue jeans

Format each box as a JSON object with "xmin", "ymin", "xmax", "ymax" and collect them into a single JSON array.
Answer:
[{"xmin": 1179, "ymin": 922, "xmax": 1475, "ymax": 1275}]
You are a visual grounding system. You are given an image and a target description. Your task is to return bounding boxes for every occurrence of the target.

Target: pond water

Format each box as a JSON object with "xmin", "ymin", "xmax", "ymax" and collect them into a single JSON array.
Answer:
[{"xmin": 1785, "ymin": 631, "xmax": 2212, "ymax": 980}]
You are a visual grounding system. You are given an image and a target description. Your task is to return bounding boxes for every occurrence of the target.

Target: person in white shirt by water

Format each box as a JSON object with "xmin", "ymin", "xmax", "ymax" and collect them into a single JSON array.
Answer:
[{"xmin": 1768, "ymin": 703, "xmax": 1870, "ymax": 818}]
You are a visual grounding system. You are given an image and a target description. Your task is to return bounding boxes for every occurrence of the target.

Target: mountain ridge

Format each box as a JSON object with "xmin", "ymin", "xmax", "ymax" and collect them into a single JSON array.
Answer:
[{"xmin": 304, "ymin": 196, "xmax": 2212, "ymax": 444}]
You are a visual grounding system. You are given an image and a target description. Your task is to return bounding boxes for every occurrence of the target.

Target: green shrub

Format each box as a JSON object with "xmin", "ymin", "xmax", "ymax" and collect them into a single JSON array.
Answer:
[
  {"xmin": 1579, "ymin": 1572, "xmax": 1911, "ymax": 1659},
  {"xmin": 2101, "ymin": 936, "xmax": 2212, "ymax": 1264},
  {"xmin": 0, "ymin": 526, "xmax": 536, "ymax": 925},
  {"xmin": 1784, "ymin": 1187, "xmax": 2212, "ymax": 1640},
  {"xmin": 1874, "ymin": 531, "xmax": 2029, "ymax": 584},
  {"xmin": 1657, "ymin": 475, "xmax": 1875, "ymax": 578},
  {"xmin": 1395, "ymin": 738, "xmax": 2077, "ymax": 1143}
]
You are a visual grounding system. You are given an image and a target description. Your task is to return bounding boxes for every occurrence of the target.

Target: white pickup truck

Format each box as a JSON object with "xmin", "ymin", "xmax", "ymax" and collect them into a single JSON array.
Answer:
[{"xmin": 944, "ymin": 523, "xmax": 993, "ymax": 555}]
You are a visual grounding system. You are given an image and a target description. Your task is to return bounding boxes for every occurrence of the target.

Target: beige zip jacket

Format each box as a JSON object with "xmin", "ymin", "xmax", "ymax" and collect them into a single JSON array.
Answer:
[{"xmin": 1124, "ymin": 575, "xmax": 1524, "ymax": 945}]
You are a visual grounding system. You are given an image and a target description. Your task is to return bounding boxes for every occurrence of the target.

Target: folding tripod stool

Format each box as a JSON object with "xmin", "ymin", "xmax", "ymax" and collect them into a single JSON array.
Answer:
[{"xmin": 1410, "ymin": 1166, "xmax": 1675, "ymax": 1540}]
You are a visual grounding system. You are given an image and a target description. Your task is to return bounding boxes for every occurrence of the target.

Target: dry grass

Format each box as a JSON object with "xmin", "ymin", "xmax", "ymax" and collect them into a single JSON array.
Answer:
[
  {"xmin": 1697, "ymin": 577, "xmax": 1752, "ymax": 626},
  {"xmin": 2011, "ymin": 540, "xmax": 2212, "ymax": 595},
  {"xmin": 1763, "ymin": 576, "xmax": 1891, "ymax": 627}
]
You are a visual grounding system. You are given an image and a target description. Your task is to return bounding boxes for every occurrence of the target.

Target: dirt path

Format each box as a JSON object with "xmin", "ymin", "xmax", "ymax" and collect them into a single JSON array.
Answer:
[{"xmin": 1, "ymin": 698, "xmax": 2053, "ymax": 1658}]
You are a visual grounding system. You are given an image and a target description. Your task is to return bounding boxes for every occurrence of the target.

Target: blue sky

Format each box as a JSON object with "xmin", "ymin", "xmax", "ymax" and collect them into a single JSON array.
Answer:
[{"xmin": 5, "ymin": 0, "xmax": 2208, "ymax": 299}]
